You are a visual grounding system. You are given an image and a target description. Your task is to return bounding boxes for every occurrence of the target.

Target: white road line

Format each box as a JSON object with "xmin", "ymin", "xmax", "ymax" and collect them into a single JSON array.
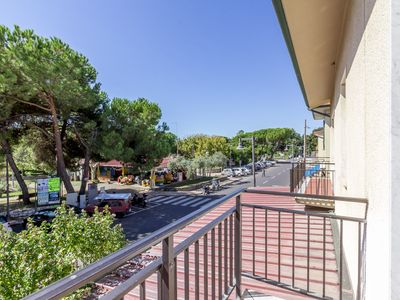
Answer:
[
  {"xmin": 190, "ymin": 197, "xmax": 213, "ymax": 207},
  {"xmin": 148, "ymin": 196, "xmax": 164, "ymax": 202},
  {"xmin": 153, "ymin": 196, "xmax": 176, "ymax": 203},
  {"xmin": 163, "ymin": 195, "xmax": 187, "ymax": 204},
  {"xmin": 125, "ymin": 203, "xmax": 161, "ymax": 217},
  {"xmin": 172, "ymin": 196, "xmax": 197, "ymax": 205},
  {"xmin": 180, "ymin": 197, "xmax": 205, "ymax": 207}
]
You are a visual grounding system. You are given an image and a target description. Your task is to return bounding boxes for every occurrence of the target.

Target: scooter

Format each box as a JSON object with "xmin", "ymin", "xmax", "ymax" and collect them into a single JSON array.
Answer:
[
  {"xmin": 202, "ymin": 185, "xmax": 210, "ymax": 195},
  {"xmin": 211, "ymin": 179, "xmax": 221, "ymax": 191},
  {"xmin": 132, "ymin": 193, "xmax": 147, "ymax": 207}
]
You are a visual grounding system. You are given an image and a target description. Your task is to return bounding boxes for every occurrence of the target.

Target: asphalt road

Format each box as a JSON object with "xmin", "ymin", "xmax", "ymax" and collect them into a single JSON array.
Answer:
[{"xmin": 118, "ymin": 163, "xmax": 291, "ymax": 241}]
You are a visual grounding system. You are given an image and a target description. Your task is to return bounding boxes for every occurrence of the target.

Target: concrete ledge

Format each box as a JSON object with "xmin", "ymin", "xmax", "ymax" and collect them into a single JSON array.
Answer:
[{"xmin": 295, "ymin": 196, "xmax": 335, "ymax": 209}]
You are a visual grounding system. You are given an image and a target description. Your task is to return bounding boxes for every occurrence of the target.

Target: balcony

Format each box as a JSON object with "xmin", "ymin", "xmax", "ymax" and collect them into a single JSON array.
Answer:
[
  {"xmin": 24, "ymin": 185, "xmax": 367, "ymax": 300},
  {"xmin": 290, "ymin": 161, "xmax": 335, "ymax": 210}
]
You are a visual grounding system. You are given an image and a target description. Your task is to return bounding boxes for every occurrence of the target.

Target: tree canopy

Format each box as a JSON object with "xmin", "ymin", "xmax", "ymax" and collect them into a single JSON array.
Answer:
[
  {"xmin": 0, "ymin": 25, "xmax": 177, "ymax": 198},
  {"xmin": 99, "ymin": 97, "xmax": 176, "ymax": 170},
  {"xmin": 177, "ymin": 135, "xmax": 229, "ymax": 158}
]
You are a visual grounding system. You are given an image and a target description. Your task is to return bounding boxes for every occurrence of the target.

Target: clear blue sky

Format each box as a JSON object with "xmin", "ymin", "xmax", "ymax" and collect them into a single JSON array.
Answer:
[{"xmin": 1, "ymin": 0, "xmax": 321, "ymax": 138}]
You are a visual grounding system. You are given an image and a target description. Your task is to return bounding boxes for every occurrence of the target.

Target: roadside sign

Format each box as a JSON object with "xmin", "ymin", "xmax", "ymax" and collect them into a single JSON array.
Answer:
[
  {"xmin": 37, "ymin": 178, "xmax": 49, "ymax": 206},
  {"xmin": 48, "ymin": 178, "xmax": 60, "ymax": 204},
  {"xmin": 36, "ymin": 177, "xmax": 61, "ymax": 206}
]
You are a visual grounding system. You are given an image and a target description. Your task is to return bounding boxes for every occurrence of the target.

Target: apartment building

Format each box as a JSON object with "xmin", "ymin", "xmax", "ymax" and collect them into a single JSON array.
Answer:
[{"xmin": 273, "ymin": 0, "xmax": 400, "ymax": 298}]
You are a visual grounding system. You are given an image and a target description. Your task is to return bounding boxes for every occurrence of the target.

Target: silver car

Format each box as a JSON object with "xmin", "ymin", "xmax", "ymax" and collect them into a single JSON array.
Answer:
[{"xmin": 221, "ymin": 168, "xmax": 235, "ymax": 177}]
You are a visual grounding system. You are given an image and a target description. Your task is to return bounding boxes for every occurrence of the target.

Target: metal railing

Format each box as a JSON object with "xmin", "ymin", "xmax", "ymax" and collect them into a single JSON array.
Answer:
[
  {"xmin": 242, "ymin": 189, "xmax": 367, "ymax": 300},
  {"xmin": 290, "ymin": 162, "xmax": 335, "ymax": 196},
  {"xmin": 23, "ymin": 189, "xmax": 245, "ymax": 300},
  {"xmin": 24, "ymin": 188, "xmax": 367, "ymax": 300}
]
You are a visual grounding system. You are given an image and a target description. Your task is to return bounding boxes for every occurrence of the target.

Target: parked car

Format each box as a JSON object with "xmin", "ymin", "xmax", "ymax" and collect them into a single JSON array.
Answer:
[
  {"xmin": 232, "ymin": 167, "xmax": 245, "ymax": 176},
  {"xmin": 241, "ymin": 167, "xmax": 251, "ymax": 175},
  {"xmin": 85, "ymin": 199, "xmax": 131, "ymax": 218},
  {"xmin": 244, "ymin": 165, "xmax": 253, "ymax": 174},
  {"xmin": 221, "ymin": 168, "xmax": 235, "ymax": 177},
  {"xmin": 0, "ymin": 216, "xmax": 12, "ymax": 231},
  {"xmin": 262, "ymin": 161, "xmax": 272, "ymax": 168}
]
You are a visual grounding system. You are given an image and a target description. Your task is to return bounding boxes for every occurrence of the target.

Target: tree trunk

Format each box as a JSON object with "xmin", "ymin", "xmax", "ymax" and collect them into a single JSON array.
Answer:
[
  {"xmin": 48, "ymin": 97, "xmax": 75, "ymax": 193},
  {"xmin": 79, "ymin": 148, "xmax": 90, "ymax": 195},
  {"xmin": 1, "ymin": 138, "xmax": 31, "ymax": 204}
]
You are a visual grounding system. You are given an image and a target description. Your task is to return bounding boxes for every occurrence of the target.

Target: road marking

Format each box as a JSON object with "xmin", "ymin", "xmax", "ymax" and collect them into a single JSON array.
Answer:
[
  {"xmin": 180, "ymin": 197, "xmax": 207, "ymax": 206},
  {"xmin": 190, "ymin": 197, "xmax": 213, "ymax": 207},
  {"xmin": 173, "ymin": 196, "xmax": 198, "ymax": 205},
  {"xmin": 125, "ymin": 203, "xmax": 161, "ymax": 217},
  {"xmin": 148, "ymin": 196, "xmax": 164, "ymax": 202},
  {"xmin": 163, "ymin": 195, "xmax": 187, "ymax": 204},
  {"xmin": 153, "ymin": 196, "xmax": 176, "ymax": 203}
]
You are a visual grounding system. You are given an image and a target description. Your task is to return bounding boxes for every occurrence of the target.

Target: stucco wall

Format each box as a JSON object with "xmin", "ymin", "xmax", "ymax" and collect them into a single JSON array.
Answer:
[
  {"xmin": 391, "ymin": 0, "xmax": 400, "ymax": 298},
  {"xmin": 329, "ymin": 0, "xmax": 391, "ymax": 298}
]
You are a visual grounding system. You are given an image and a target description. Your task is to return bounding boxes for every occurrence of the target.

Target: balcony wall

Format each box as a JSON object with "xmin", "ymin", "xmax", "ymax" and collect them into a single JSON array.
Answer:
[{"xmin": 328, "ymin": 0, "xmax": 391, "ymax": 298}]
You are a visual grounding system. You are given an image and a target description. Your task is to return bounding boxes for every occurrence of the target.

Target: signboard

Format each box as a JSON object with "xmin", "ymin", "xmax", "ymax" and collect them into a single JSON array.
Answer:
[
  {"xmin": 37, "ymin": 178, "xmax": 49, "ymax": 206},
  {"xmin": 36, "ymin": 177, "xmax": 61, "ymax": 206},
  {"xmin": 48, "ymin": 178, "xmax": 60, "ymax": 204}
]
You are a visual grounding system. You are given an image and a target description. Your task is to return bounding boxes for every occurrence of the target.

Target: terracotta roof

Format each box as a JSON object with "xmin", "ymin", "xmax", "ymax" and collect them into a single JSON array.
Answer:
[
  {"xmin": 98, "ymin": 160, "xmax": 136, "ymax": 168},
  {"xmin": 158, "ymin": 157, "xmax": 171, "ymax": 168}
]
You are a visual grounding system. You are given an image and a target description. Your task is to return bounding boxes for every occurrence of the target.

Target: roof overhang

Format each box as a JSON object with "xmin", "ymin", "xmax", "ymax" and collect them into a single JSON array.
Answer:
[{"xmin": 273, "ymin": 0, "xmax": 347, "ymax": 117}]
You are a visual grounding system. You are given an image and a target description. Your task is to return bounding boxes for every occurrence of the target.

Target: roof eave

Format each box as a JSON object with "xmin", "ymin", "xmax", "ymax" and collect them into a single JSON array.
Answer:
[{"xmin": 272, "ymin": 0, "xmax": 310, "ymax": 110}]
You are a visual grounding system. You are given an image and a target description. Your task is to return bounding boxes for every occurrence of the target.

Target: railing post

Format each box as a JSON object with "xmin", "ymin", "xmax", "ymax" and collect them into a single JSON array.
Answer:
[
  {"xmin": 235, "ymin": 194, "xmax": 242, "ymax": 299},
  {"xmin": 290, "ymin": 164, "xmax": 294, "ymax": 192},
  {"xmin": 161, "ymin": 235, "xmax": 175, "ymax": 299}
]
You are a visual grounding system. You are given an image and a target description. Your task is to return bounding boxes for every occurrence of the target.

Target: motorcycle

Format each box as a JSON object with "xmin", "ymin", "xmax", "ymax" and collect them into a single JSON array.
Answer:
[
  {"xmin": 201, "ymin": 185, "xmax": 210, "ymax": 195},
  {"xmin": 132, "ymin": 192, "xmax": 147, "ymax": 208},
  {"xmin": 211, "ymin": 179, "xmax": 221, "ymax": 191}
]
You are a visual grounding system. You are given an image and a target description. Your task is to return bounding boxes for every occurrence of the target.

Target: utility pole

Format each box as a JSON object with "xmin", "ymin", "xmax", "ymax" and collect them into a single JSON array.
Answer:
[
  {"xmin": 5, "ymin": 156, "xmax": 10, "ymax": 219},
  {"xmin": 291, "ymin": 142, "xmax": 295, "ymax": 159},
  {"xmin": 303, "ymin": 119, "xmax": 307, "ymax": 163},
  {"xmin": 251, "ymin": 136, "xmax": 256, "ymax": 187}
]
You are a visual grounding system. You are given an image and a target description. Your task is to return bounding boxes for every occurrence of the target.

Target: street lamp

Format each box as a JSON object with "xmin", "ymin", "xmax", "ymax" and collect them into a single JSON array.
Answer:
[
  {"xmin": 285, "ymin": 142, "xmax": 295, "ymax": 160},
  {"xmin": 237, "ymin": 136, "xmax": 256, "ymax": 187}
]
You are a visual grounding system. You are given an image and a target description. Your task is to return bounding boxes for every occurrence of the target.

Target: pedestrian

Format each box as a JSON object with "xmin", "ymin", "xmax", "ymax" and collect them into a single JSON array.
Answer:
[{"xmin": 262, "ymin": 169, "xmax": 266, "ymax": 177}]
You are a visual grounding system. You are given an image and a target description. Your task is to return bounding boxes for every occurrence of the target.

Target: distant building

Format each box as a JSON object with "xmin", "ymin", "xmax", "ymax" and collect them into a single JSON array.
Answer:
[{"xmin": 97, "ymin": 160, "xmax": 134, "ymax": 182}]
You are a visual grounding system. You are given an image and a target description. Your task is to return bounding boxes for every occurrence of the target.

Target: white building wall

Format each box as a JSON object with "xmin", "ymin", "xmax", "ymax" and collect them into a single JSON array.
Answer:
[
  {"xmin": 324, "ymin": 122, "xmax": 331, "ymax": 159},
  {"xmin": 391, "ymin": 0, "xmax": 400, "ymax": 298},
  {"xmin": 330, "ymin": 0, "xmax": 391, "ymax": 298}
]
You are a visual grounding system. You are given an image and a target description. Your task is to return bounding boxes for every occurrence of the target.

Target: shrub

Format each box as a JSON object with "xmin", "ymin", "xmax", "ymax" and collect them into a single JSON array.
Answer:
[{"xmin": 0, "ymin": 205, "xmax": 127, "ymax": 299}]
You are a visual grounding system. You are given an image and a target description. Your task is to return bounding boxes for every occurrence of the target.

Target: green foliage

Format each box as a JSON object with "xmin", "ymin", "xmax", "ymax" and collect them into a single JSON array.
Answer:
[
  {"xmin": 11, "ymin": 133, "xmax": 55, "ymax": 173},
  {"xmin": 0, "ymin": 25, "xmax": 102, "ymax": 192},
  {"xmin": 230, "ymin": 128, "xmax": 301, "ymax": 163},
  {"xmin": 168, "ymin": 152, "xmax": 227, "ymax": 178},
  {"xmin": 0, "ymin": 205, "xmax": 126, "ymax": 299},
  {"xmin": 177, "ymin": 135, "xmax": 229, "ymax": 158},
  {"xmin": 100, "ymin": 97, "xmax": 176, "ymax": 169},
  {"xmin": 0, "ymin": 25, "xmax": 99, "ymax": 114},
  {"xmin": 306, "ymin": 134, "xmax": 318, "ymax": 156}
]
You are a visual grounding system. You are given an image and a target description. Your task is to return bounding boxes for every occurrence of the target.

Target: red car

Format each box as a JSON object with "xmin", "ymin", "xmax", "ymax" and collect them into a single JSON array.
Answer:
[{"xmin": 85, "ymin": 199, "xmax": 131, "ymax": 218}]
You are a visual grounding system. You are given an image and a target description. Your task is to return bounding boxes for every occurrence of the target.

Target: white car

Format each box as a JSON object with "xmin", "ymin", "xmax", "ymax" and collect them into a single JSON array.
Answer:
[
  {"xmin": 221, "ymin": 168, "xmax": 235, "ymax": 177},
  {"xmin": 241, "ymin": 167, "xmax": 251, "ymax": 175},
  {"xmin": 232, "ymin": 168, "xmax": 245, "ymax": 176}
]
